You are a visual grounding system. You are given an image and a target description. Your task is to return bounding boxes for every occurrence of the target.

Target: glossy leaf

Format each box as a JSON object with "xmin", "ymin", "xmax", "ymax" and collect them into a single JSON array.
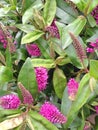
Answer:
[
  {"xmin": 86, "ymin": 30, "xmax": 98, "ymax": 43},
  {"xmin": 31, "ymin": 58, "xmax": 56, "ymax": 68},
  {"xmin": 60, "ymin": 16, "xmax": 87, "ymax": 49},
  {"xmin": 43, "ymin": 0, "xmax": 56, "ymax": 26},
  {"xmin": 71, "ymin": 0, "xmax": 98, "ymax": 15},
  {"xmin": 22, "ymin": 0, "xmax": 35, "ymax": 12},
  {"xmin": 0, "ymin": 114, "xmax": 25, "ymax": 130},
  {"xmin": 5, "ymin": 48, "xmax": 12, "ymax": 69},
  {"xmin": 53, "ymin": 67, "xmax": 67, "ymax": 99},
  {"xmin": 56, "ymin": 0, "xmax": 78, "ymax": 23},
  {"xmin": 28, "ymin": 110, "xmax": 59, "ymax": 130},
  {"xmin": 64, "ymin": 74, "xmax": 91, "ymax": 129},
  {"xmin": 61, "ymin": 88, "xmax": 72, "ymax": 116},
  {"xmin": 21, "ymin": 30, "xmax": 44, "ymax": 44},
  {"xmin": 36, "ymin": 38, "xmax": 51, "ymax": 59},
  {"xmin": 8, "ymin": 0, "xmax": 17, "ymax": 6},
  {"xmin": 90, "ymin": 60, "xmax": 98, "ymax": 79},
  {"xmin": 15, "ymin": 24, "xmax": 35, "ymax": 33},
  {"xmin": 87, "ymin": 14, "xmax": 96, "ymax": 27},
  {"xmin": 18, "ymin": 58, "xmax": 38, "ymax": 97},
  {"xmin": 22, "ymin": 0, "xmax": 43, "ymax": 24},
  {"xmin": 0, "ymin": 66, "xmax": 13, "ymax": 85},
  {"xmin": 0, "ymin": 108, "xmax": 21, "ymax": 119}
]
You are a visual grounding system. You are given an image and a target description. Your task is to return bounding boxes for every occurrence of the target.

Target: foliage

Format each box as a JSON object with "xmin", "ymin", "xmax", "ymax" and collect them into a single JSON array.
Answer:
[{"xmin": 0, "ymin": 0, "xmax": 98, "ymax": 130}]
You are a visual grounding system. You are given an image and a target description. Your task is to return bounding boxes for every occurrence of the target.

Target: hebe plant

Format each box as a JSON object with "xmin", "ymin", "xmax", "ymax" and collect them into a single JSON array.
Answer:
[{"xmin": 0, "ymin": 0, "xmax": 98, "ymax": 130}]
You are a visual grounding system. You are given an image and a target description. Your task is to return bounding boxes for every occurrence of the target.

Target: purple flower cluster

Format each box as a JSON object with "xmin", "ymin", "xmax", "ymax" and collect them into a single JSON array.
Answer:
[
  {"xmin": 0, "ymin": 29, "xmax": 8, "ymax": 48},
  {"xmin": 40, "ymin": 102, "xmax": 67, "ymax": 124},
  {"xmin": 67, "ymin": 78, "xmax": 79, "ymax": 101},
  {"xmin": 86, "ymin": 39, "xmax": 98, "ymax": 53},
  {"xmin": 45, "ymin": 19, "xmax": 60, "ymax": 39},
  {"xmin": 35, "ymin": 67, "xmax": 48, "ymax": 91},
  {"xmin": 91, "ymin": 5, "xmax": 98, "ymax": 24},
  {"xmin": 26, "ymin": 43, "xmax": 41, "ymax": 57},
  {"xmin": 0, "ymin": 94, "xmax": 21, "ymax": 109}
]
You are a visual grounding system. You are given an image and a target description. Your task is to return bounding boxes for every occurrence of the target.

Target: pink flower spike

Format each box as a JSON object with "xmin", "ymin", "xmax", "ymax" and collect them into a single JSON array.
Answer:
[
  {"xmin": 18, "ymin": 82, "xmax": 34, "ymax": 105},
  {"xmin": 26, "ymin": 43, "xmax": 41, "ymax": 57},
  {"xmin": 0, "ymin": 94, "xmax": 21, "ymax": 109},
  {"xmin": 40, "ymin": 102, "xmax": 67, "ymax": 124},
  {"xmin": 67, "ymin": 78, "xmax": 79, "ymax": 101},
  {"xmin": 35, "ymin": 67, "xmax": 48, "ymax": 91}
]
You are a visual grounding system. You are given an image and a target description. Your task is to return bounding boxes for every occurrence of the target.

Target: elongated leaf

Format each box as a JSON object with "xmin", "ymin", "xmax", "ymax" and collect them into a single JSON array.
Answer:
[
  {"xmin": 8, "ymin": 0, "xmax": 17, "ymax": 6},
  {"xmin": 0, "ymin": 114, "xmax": 25, "ymax": 130},
  {"xmin": 0, "ymin": 108, "xmax": 21, "ymax": 119},
  {"xmin": 56, "ymin": 0, "xmax": 78, "ymax": 20},
  {"xmin": 61, "ymin": 88, "xmax": 72, "ymax": 116},
  {"xmin": 18, "ymin": 58, "xmax": 38, "ymax": 97},
  {"xmin": 43, "ymin": 0, "xmax": 56, "ymax": 26},
  {"xmin": 5, "ymin": 48, "xmax": 12, "ymax": 69},
  {"xmin": 53, "ymin": 67, "xmax": 66, "ymax": 99},
  {"xmin": 36, "ymin": 38, "xmax": 50, "ymax": 59},
  {"xmin": 71, "ymin": 0, "xmax": 98, "ymax": 14},
  {"xmin": 90, "ymin": 60, "xmax": 98, "ymax": 79},
  {"xmin": 0, "ymin": 66, "xmax": 13, "ymax": 85},
  {"xmin": 31, "ymin": 58, "xmax": 56, "ymax": 68},
  {"xmin": 15, "ymin": 24, "xmax": 35, "ymax": 33},
  {"xmin": 86, "ymin": 30, "xmax": 98, "ymax": 42},
  {"xmin": 21, "ymin": 30, "xmax": 44, "ymax": 44},
  {"xmin": 22, "ymin": 0, "xmax": 43, "ymax": 24},
  {"xmin": 22, "ymin": 0, "xmax": 35, "ymax": 12},
  {"xmin": 28, "ymin": 110, "xmax": 59, "ymax": 130},
  {"xmin": 64, "ymin": 74, "xmax": 91, "ymax": 129},
  {"xmin": 59, "ymin": 16, "xmax": 87, "ymax": 49}
]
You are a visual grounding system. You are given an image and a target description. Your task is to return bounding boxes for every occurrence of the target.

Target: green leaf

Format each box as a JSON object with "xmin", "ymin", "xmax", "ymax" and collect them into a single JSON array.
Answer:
[
  {"xmin": 8, "ymin": 0, "xmax": 17, "ymax": 6},
  {"xmin": 22, "ymin": 0, "xmax": 43, "ymax": 24},
  {"xmin": 0, "ymin": 108, "xmax": 21, "ymax": 119},
  {"xmin": 53, "ymin": 67, "xmax": 67, "ymax": 99},
  {"xmin": 15, "ymin": 24, "xmax": 35, "ymax": 33},
  {"xmin": 21, "ymin": 30, "xmax": 44, "ymax": 44},
  {"xmin": 15, "ymin": 48, "xmax": 27, "ymax": 61},
  {"xmin": 22, "ymin": 0, "xmax": 35, "ymax": 12},
  {"xmin": 43, "ymin": 0, "xmax": 56, "ymax": 26},
  {"xmin": 0, "ymin": 114, "xmax": 25, "ymax": 129},
  {"xmin": 64, "ymin": 74, "xmax": 91, "ymax": 129},
  {"xmin": 56, "ymin": 0, "xmax": 78, "ymax": 23},
  {"xmin": 70, "ymin": 0, "xmax": 98, "ymax": 15},
  {"xmin": 5, "ymin": 48, "xmax": 12, "ymax": 69},
  {"xmin": 36, "ymin": 38, "xmax": 51, "ymax": 59},
  {"xmin": 31, "ymin": 58, "xmax": 56, "ymax": 68},
  {"xmin": 87, "ymin": 0, "xmax": 98, "ymax": 14},
  {"xmin": 18, "ymin": 58, "xmax": 38, "ymax": 97},
  {"xmin": 51, "ymin": 38, "xmax": 66, "ymax": 56},
  {"xmin": 87, "ymin": 14, "xmax": 96, "ymax": 27},
  {"xmin": 28, "ymin": 110, "xmax": 59, "ymax": 130},
  {"xmin": 61, "ymin": 88, "xmax": 72, "ymax": 116},
  {"xmin": 61, "ymin": 16, "xmax": 87, "ymax": 49},
  {"xmin": 0, "ymin": 66, "xmax": 13, "ymax": 85},
  {"xmin": 90, "ymin": 60, "xmax": 98, "ymax": 79}
]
